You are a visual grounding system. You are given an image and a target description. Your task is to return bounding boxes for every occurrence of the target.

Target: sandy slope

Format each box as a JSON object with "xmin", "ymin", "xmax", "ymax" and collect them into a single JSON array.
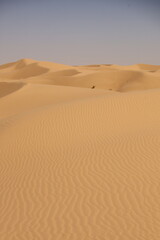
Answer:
[{"xmin": 0, "ymin": 59, "xmax": 160, "ymax": 240}]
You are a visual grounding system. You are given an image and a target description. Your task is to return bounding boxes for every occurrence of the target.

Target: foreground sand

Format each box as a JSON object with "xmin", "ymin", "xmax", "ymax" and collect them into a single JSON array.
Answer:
[{"xmin": 0, "ymin": 59, "xmax": 160, "ymax": 239}]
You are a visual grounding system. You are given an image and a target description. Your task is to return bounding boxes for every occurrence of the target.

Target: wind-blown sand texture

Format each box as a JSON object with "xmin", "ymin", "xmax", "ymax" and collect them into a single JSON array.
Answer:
[{"xmin": 0, "ymin": 59, "xmax": 160, "ymax": 240}]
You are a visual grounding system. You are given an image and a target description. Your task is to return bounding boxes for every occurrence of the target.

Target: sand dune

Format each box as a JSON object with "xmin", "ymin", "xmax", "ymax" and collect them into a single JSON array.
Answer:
[
  {"xmin": 0, "ymin": 58, "xmax": 73, "ymax": 80},
  {"xmin": 0, "ymin": 59, "xmax": 160, "ymax": 239},
  {"xmin": 26, "ymin": 68, "xmax": 160, "ymax": 92},
  {"xmin": 1, "ymin": 59, "xmax": 160, "ymax": 92}
]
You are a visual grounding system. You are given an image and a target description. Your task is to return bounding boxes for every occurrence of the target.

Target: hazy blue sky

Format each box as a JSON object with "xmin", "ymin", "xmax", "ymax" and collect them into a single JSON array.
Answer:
[{"xmin": 0, "ymin": 0, "xmax": 160, "ymax": 65}]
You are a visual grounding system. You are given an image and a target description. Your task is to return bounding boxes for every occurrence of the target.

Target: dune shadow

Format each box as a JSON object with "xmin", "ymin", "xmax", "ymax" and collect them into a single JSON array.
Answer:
[{"xmin": 0, "ymin": 82, "xmax": 25, "ymax": 98}]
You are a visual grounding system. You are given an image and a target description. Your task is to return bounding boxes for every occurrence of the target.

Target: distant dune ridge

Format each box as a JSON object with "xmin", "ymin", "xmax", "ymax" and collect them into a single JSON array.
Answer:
[
  {"xmin": 0, "ymin": 59, "xmax": 160, "ymax": 239},
  {"xmin": 0, "ymin": 58, "xmax": 160, "ymax": 91}
]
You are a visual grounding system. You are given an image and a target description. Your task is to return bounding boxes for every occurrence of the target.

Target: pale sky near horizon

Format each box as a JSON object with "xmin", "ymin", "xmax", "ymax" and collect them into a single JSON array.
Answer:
[{"xmin": 0, "ymin": 0, "xmax": 160, "ymax": 65}]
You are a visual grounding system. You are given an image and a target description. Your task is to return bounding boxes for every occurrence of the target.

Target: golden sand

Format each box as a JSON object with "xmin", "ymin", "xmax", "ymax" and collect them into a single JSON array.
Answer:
[{"xmin": 0, "ymin": 59, "xmax": 160, "ymax": 239}]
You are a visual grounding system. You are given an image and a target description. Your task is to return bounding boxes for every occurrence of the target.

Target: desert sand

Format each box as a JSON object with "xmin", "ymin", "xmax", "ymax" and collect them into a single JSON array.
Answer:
[{"xmin": 0, "ymin": 58, "xmax": 160, "ymax": 239}]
